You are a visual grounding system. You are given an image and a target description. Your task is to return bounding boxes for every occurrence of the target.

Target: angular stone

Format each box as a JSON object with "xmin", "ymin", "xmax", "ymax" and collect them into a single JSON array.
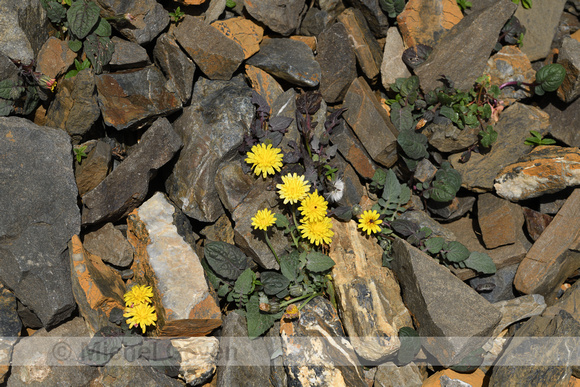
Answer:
[
  {"xmin": 211, "ymin": 17, "xmax": 264, "ymax": 59},
  {"xmin": 381, "ymin": 27, "xmax": 412, "ymax": 91},
  {"xmin": 246, "ymin": 38, "xmax": 321, "ymax": 87},
  {"xmin": 204, "ymin": 0, "xmax": 226, "ymax": 23},
  {"xmin": 557, "ymin": 36, "xmax": 580, "ymax": 103},
  {"xmin": 109, "ymin": 36, "xmax": 150, "ymax": 70},
  {"xmin": 244, "ymin": 64, "xmax": 284, "ymax": 109},
  {"xmin": 415, "ymin": 0, "xmax": 517, "ymax": 92},
  {"xmin": 374, "ymin": 362, "xmax": 423, "ymax": 387},
  {"xmin": 545, "ymin": 96, "xmax": 580, "ymax": 148},
  {"xmin": 35, "ymin": 37, "xmax": 76, "ymax": 79},
  {"xmin": 523, "ymin": 206, "xmax": 554, "ymax": 241},
  {"xmin": 425, "ymin": 121, "xmax": 479, "ymax": 153},
  {"xmin": 477, "ymin": 193, "xmax": 523, "ymax": 249},
  {"xmin": 153, "ymin": 33, "xmax": 195, "ymax": 105},
  {"xmin": 200, "ymin": 214, "xmax": 235, "ymax": 245},
  {"xmin": 83, "ymin": 223, "xmax": 134, "ymax": 267},
  {"xmin": 397, "ymin": 0, "xmax": 463, "ymax": 48},
  {"xmin": 45, "ymin": 68, "xmax": 101, "ymax": 141},
  {"xmin": 330, "ymin": 154, "xmax": 365, "ymax": 207},
  {"xmin": 338, "ymin": 8, "xmax": 383, "ymax": 82},
  {"xmin": 427, "ymin": 195, "xmax": 476, "ymax": 222},
  {"xmin": 290, "ymin": 35, "xmax": 317, "ymax": 51},
  {"xmin": 0, "ymin": 286, "xmax": 20, "ymax": 384},
  {"xmin": 174, "ymin": 16, "xmax": 244, "ymax": 80},
  {"xmin": 172, "ymin": 337, "xmax": 219, "ymax": 386},
  {"xmin": 450, "ymin": 103, "xmax": 550, "ymax": 192},
  {"xmin": 74, "ymin": 140, "xmax": 112, "ymax": 197},
  {"xmin": 469, "ymin": 263, "xmax": 519, "ymax": 303},
  {"xmin": 423, "ymin": 369, "xmax": 487, "ymax": 387},
  {"xmin": 269, "ymin": 88, "xmax": 301, "ymax": 156},
  {"xmin": 544, "ymin": 278, "xmax": 580, "ymax": 322},
  {"xmin": 492, "ymin": 294, "xmax": 547, "ymax": 336},
  {"xmin": 95, "ymin": 65, "xmax": 182, "ymax": 131},
  {"xmin": 0, "ymin": 52, "xmax": 18, "ymax": 83},
  {"xmin": 244, "ymin": 0, "xmax": 306, "ymax": 36},
  {"xmin": 215, "ymin": 158, "xmax": 255, "ymax": 214},
  {"xmin": 316, "ymin": 22, "xmax": 357, "ymax": 103},
  {"xmin": 349, "ymin": 0, "xmax": 390, "ymax": 38},
  {"xmin": 82, "ymin": 117, "xmax": 183, "ymax": 226},
  {"xmin": 331, "ymin": 120, "xmax": 380, "ymax": 180},
  {"xmin": 484, "ymin": 45, "xmax": 536, "ymax": 102},
  {"xmin": 343, "ymin": 77, "xmax": 398, "ymax": 167},
  {"xmin": 299, "ymin": 7, "xmax": 333, "ymax": 36},
  {"xmin": 127, "ymin": 192, "xmax": 222, "ymax": 336},
  {"xmin": 329, "ymin": 219, "xmax": 412, "ymax": 361},
  {"xmin": 399, "ymin": 210, "xmax": 457, "ymax": 241},
  {"xmin": 414, "ymin": 159, "xmax": 437, "ymax": 185},
  {"xmin": 69, "ymin": 235, "xmax": 125, "ymax": 333},
  {"xmin": 0, "ymin": 117, "xmax": 79, "ymax": 328}
]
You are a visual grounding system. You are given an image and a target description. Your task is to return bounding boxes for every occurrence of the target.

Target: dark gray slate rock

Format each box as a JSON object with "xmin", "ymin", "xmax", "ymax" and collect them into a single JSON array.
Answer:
[
  {"xmin": 319, "ymin": 0, "xmax": 346, "ymax": 18},
  {"xmin": 95, "ymin": 65, "xmax": 182, "ymax": 131},
  {"xmin": 425, "ymin": 122, "xmax": 479, "ymax": 153},
  {"xmin": 0, "ymin": 286, "xmax": 20, "ymax": 384},
  {"xmin": 349, "ymin": 0, "xmax": 390, "ymax": 38},
  {"xmin": 83, "ymin": 223, "xmax": 134, "ymax": 267},
  {"xmin": 215, "ymin": 158, "xmax": 255, "ymax": 214},
  {"xmin": 154, "ymin": 33, "xmax": 196, "ymax": 104},
  {"xmin": 557, "ymin": 36, "xmax": 580, "ymax": 103},
  {"xmin": 82, "ymin": 117, "xmax": 183, "ymax": 225},
  {"xmin": 398, "ymin": 210, "xmax": 457, "ymax": 241},
  {"xmin": 331, "ymin": 154, "xmax": 364, "ymax": 207},
  {"xmin": 270, "ymin": 88, "xmax": 301, "ymax": 156},
  {"xmin": 545, "ymin": 96, "xmax": 580, "ymax": 148},
  {"xmin": 374, "ymin": 362, "xmax": 423, "ymax": 387},
  {"xmin": 109, "ymin": 36, "xmax": 150, "ymax": 70},
  {"xmin": 469, "ymin": 263, "xmax": 518, "ymax": 303},
  {"xmin": 0, "ymin": 117, "xmax": 78, "ymax": 328},
  {"xmin": 415, "ymin": 0, "xmax": 517, "ymax": 92},
  {"xmin": 299, "ymin": 7, "xmax": 333, "ymax": 36},
  {"xmin": 331, "ymin": 120, "xmax": 380, "ymax": 180},
  {"xmin": 392, "ymin": 238, "xmax": 502, "ymax": 366},
  {"xmin": 74, "ymin": 140, "xmax": 112, "ymax": 197},
  {"xmin": 244, "ymin": 0, "xmax": 307, "ymax": 36},
  {"xmin": 316, "ymin": 22, "xmax": 357, "ymax": 103},
  {"xmin": 246, "ymin": 38, "xmax": 321, "ymax": 87},
  {"xmin": 165, "ymin": 76, "xmax": 253, "ymax": 222},
  {"xmin": 16, "ymin": 300, "xmax": 42, "ymax": 329},
  {"xmin": 426, "ymin": 195, "xmax": 476, "ymax": 221},
  {"xmin": 174, "ymin": 16, "xmax": 244, "ymax": 81}
]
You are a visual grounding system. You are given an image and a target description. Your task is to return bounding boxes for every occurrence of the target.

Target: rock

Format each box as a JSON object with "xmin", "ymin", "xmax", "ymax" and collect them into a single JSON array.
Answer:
[
  {"xmin": 374, "ymin": 362, "xmax": 424, "ymax": 387},
  {"xmin": 329, "ymin": 219, "xmax": 412, "ymax": 362},
  {"xmin": 204, "ymin": 0, "xmax": 226, "ymax": 23},
  {"xmin": 316, "ymin": 22, "xmax": 357, "ymax": 103},
  {"xmin": 270, "ymin": 88, "xmax": 301, "ymax": 156},
  {"xmin": 69, "ymin": 235, "xmax": 126, "ymax": 333},
  {"xmin": 422, "ymin": 369, "xmax": 487, "ymax": 387},
  {"xmin": 244, "ymin": 64, "xmax": 284, "ymax": 108},
  {"xmin": 299, "ymin": 7, "xmax": 333, "ymax": 36},
  {"xmin": 264, "ymin": 322, "xmax": 287, "ymax": 387},
  {"xmin": 16, "ymin": 300, "xmax": 42, "ymax": 330},
  {"xmin": 109, "ymin": 37, "xmax": 150, "ymax": 70},
  {"xmin": 211, "ymin": 17, "xmax": 264, "ymax": 59},
  {"xmin": 0, "ymin": 117, "xmax": 79, "ymax": 328},
  {"xmin": 331, "ymin": 154, "xmax": 365, "ymax": 207},
  {"xmin": 343, "ymin": 77, "xmax": 398, "ymax": 167},
  {"xmin": 215, "ymin": 158, "xmax": 255, "ymax": 214},
  {"xmin": 153, "ymin": 33, "xmax": 195, "ymax": 105},
  {"xmin": 330, "ymin": 120, "xmax": 380, "ymax": 180},
  {"xmin": 319, "ymin": 0, "xmax": 346, "ymax": 18},
  {"xmin": 74, "ymin": 140, "xmax": 112, "ymax": 197},
  {"xmin": 544, "ymin": 97, "xmax": 580, "ymax": 147},
  {"xmin": 449, "ymin": 103, "xmax": 550, "ymax": 192},
  {"xmin": 397, "ymin": 0, "xmax": 463, "ymax": 48},
  {"xmin": 0, "ymin": 52, "xmax": 18, "ymax": 82},
  {"xmin": 494, "ymin": 146, "xmax": 580, "ymax": 201},
  {"xmin": 414, "ymin": 0, "xmax": 517, "ymax": 92},
  {"xmin": 557, "ymin": 36, "xmax": 580, "ymax": 103},
  {"xmin": 280, "ymin": 297, "xmax": 367, "ymax": 386},
  {"xmin": 522, "ymin": 207, "xmax": 553, "ymax": 241},
  {"xmin": 95, "ymin": 0, "xmax": 169, "ymax": 45},
  {"xmin": 165, "ymin": 76, "xmax": 253, "ymax": 222},
  {"xmin": 199, "ymin": 214, "xmax": 236, "ymax": 245},
  {"xmin": 95, "ymin": 65, "xmax": 182, "ymax": 131},
  {"xmin": 477, "ymin": 193, "xmax": 524, "ymax": 249},
  {"xmin": 553, "ymin": 9, "xmax": 580, "ymax": 49},
  {"xmin": 399, "ymin": 210, "xmax": 458, "ymax": 241},
  {"xmin": 127, "ymin": 192, "xmax": 222, "ymax": 336},
  {"xmin": 425, "ymin": 122, "xmax": 479, "ymax": 153},
  {"xmin": 381, "ymin": 27, "xmax": 412, "ymax": 91},
  {"xmin": 426, "ymin": 195, "xmax": 476, "ymax": 221},
  {"xmin": 349, "ymin": 0, "xmax": 390, "ymax": 38},
  {"xmin": 0, "ymin": 286, "xmax": 21, "ymax": 384},
  {"xmin": 83, "ymin": 223, "xmax": 134, "ymax": 267},
  {"xmin": 543, "ymin": 278, "xmax": 580, "ymax": 322},
  {"xmin": 338, "ymin": 8, "xmax": 383, "ymax": 82},
  {"xmin": 172, "ymin": 337, "xmax": 219, "ymax": 386},
  {"xmin": 492, "ymin": 294, "xmax": 547, "ymax": 336},
  {"xmin": 35, "ymin": 37, "xmax": 76, "ymax": 79},
  {"xmin": 392, "ymin": 238, "xmax": 502, "ymax": 366},
  {"xmin": 290, "ymin": 35, "xmax": 317, "ymax": 51},
  {"xmin": 244, "ymin": 0, "xmax": 306, "ymax": 36},
  {"xmin": 514, "ymin": 0, "xmax": 568, "ymax": 62},
  {"xmin": 484, "ymin": 45, "xmax": 536, "ymax": 102},
  {"xmin": 45, "ymin": 68, "xmax": 101, "ymax": 142},
  {"xmin": 246, "ymin": 38, "xmax": 321, "ymax": 87},
  {"xmin": 513, "ymin": 188, "xmax": 580, "ymax": 303},
  {"xmin": 82, "ymin": 117, "xmax": 183, "ymax": 226},
  {"xmin": 470, "ymin": 263, "xmax": 519, "ymax": 303}
]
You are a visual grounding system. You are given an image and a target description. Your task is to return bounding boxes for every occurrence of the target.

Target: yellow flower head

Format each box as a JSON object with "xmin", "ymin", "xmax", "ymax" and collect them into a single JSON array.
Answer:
[
  {"xmin": 298, "ymin": 217, "xmax": 334, "ymax": 246},
  {"xmin": 124, "ymin": 285, "xmax": 154, "ymax": 307},
  {"xmin": 298, "ymin": 190, "xmax": 328, "ymax": 222},
  {"xmin": 251, "ymin": 208, "xmax": 276, "ymax": 231},
  {"xmin": 277, "ymin": 173, "xmax": 311, "ymax": 204},
  {"xmin": 245, "ymin": 143, "xmax": 283, "ymax": 178},
  {"xmin": 124, "ymin": 303, "xmax": 157, "ymax": 334},
  {"xmin": 283, "ymin": 304, "xmax": 300, "ymax": 320},
  {"xmin": 358, "ymin": 210, "xmax": 382, "ymax": 235}
]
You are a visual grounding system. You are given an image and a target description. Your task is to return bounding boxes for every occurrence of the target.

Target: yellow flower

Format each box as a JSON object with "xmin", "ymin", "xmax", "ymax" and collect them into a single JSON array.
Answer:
[
  {"xmin": 298, "ymin": 190, "xmax": 328, "ymax": 222},
  {"xmin": 283, "ymin": 304, "xmax": 300, "ymax": 320},
  {"xmin": 358, "ymin": 210, "xmax": 382, "ymax": 235},
  {"xmin": 124, "ymin": 285, "xmax": 154, "ymax": 307},
  {"xmin": 124, "ymin": 303, "xmax": 157, "ymax": 334},
  {"xmin": 277, "ymin": 173, "xmax": 311, "ymax": 204},
  {"xmin": 245, "ymin": 143, "xmax": 283, "ymax": 178},
  {"xmin": 298, "ymin": 217, "xmax": 334, "ymax": 246},
  {"xmin": 252, "ymin": 208, "xmax": 276, "ymax": 231}
]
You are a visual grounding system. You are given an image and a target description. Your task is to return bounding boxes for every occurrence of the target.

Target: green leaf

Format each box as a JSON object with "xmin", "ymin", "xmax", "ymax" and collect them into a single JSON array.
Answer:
[
  {"xmin": 371, "ymin": 168, "xmax": 387, "ymax": 188},
  {"xmin": 274, "ymin": 213, "xmax": 289, "ymax": 228},
  {"xmin": 0, "ymin": 79, "xmax": 23, "ymax": 100},
  {"xmin": 379, "ymin": 0, "xmax": 406, "ymax": 18},
  {"xmin": 217, "ymin": 284, "xmax": 230, "ymax": 297},
  {"xmin": 67, "ymin": 0, "xmax": 101, "ymax": 39},
  {"xmin": 261, "ymin": 271, "xmax": 290, "ymax": 296},
  {"xmin": 425, "ymin": 237, "xmax": 445, "ymax": 254},
  {"xmin": 246, "ymin": 294, "xmax": 281, "ymax": 339},
  {"xmin": 521, "ymin": 0, "xmax": 532, "ymax": 8},
  {"xmin": 400, "ymin": 76, "xmax": 420, "ymax": 97},
  {"xmin": 439, "ymin": 105, "xmax": 459, "ymax": 123},
  {"xmin": 535, "ymin": 63, "xmax": 566, "ymax": 93},
  {"xmin": 94, "ymin": 17, "xmax": 112, "ymax": 37},
  {"xmin": 430, "ymin": 162, "xmax": 462, "ymax": 202},
  {"xmin": 306, "ymin": 252, "xmax": 335, "ymax": 272},
  {"xmin": 84, "ymin": 34, "xmax": 115, "ymax": 74},
  {"xmin": 279, "ymin": 250, "xmax": 300, "ymax": 282},
  {"xmin": 479, "ymin": 126, "xmax": 498, "ymax": 148},
  {"xmin": 65, "ymin": 69, "xmax": 79, "ymax": 79},
  {"xmin": 233, "ymin": 268, "xmax": 256, "ymax": 297},
  {"xmin": 382, "ymin": 168, "xmax": 401, "ymax": 204},
  {"xmin": 68, "ymin": 39, "xmax": 83, "ymax": 52},
  {"xmin": 226, "ymin": 0, "xmax": 236, "ymax": 8},
  {"xmin": 464, "ymin": 252, "xmax": 496, "ymax": 274},
  {"xmin": 22, "ymin": 86, "xmax": 39, "ymax": 116},
  {"xmin": 204, "ymin": 241, "xmax": 249, "ymax": 281},
  {"xmin": 444, "ymin": 241, "xmax": 470, "ymax": 263},
  {"xmin": 397, "ymin": 327, "xmax": 421, "ymax": 365},
  {"xmin": 397, "ymin": 129, "xmax": 429, "ymax": 160},
  {"xmin": 44, "ymin": 1, "xmax": 67, "ymax": 23},
  {"xmin": 390, "ymin": 102, "xmax": 415, "ymax": 132},
  {"xmin": 0, "ymin": 99, "xmax": 13, "ymax": 116}
]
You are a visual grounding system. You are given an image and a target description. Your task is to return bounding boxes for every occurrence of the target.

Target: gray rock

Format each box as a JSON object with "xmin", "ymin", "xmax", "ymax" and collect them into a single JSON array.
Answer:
[
  {"xmin": 16, "ymin": 300, "xmax": 42, "ymax": 329},
  {"xmin": 153, "ymin": 33, "xmax": 196, "ymax": 104},
  {"xmin": 299, "ymin": 7, "xmax": 333, "ymax": 36},
  {"xmin": 74, "ymin": 140, "xmax": 112, "ymax": 197},
  {"xmin": 331, "ymin": 120, "xmax": 380, "ymax": 180},
  {"xmin": 0, "ymin": 52, "xmax": 19, "ymax": 82},
  {"xmin": 492, "ymin": 294, "xmax": 546, "ymax": 336},
  {"xmin": 557, "ymin": 36, "xmax": 580, "ymax": 103},
  {"xmin": 215, "ymin": 158, "xmax": 255, "ymax": 214},
  {"xmin": 109, "ymin": 36, "xmax": 150, "ymax": 70},
  {"xmin": 426, "ymin": 122, "xmax": 479, "ymax": 153},
  {"xmin": 82, "ymin": 117, "xmax": 183, "ymax": 225},
  {"xmin": 545, "ymin": 97, "xmax": 580, "ymax": 148},
  {"xmin": 244, "ymin": 0, "xmax": 306, "ymax": 36},
  {"xmin": 477, "ymin": 193, "xmax": 523, "ymax": 249},
  {"xmin": 484, "ymin": 45, "xmax": 535, "ymax": 101},
  {"xmin": 427, "ymin": 195, "xmax": 476, "ymax": 221},
  {"xmin": 381, "ymin": 27, "xmax": 412, "ymax": 91},
  {"xmin": 199, "ymin": 214, "xmax": 235, "ymax": 245},
  {"xmin": 415, "ymin": 0, "xmax": 517, "ymax": 92},
  {"xmin": 331, "ymin": 154, "xmax": 364, "ymax": 207},
  {"xmin": 205, "ymin": 0, "xmax": 227, "ymax": 23},
  {"xmin": 398, "ymin": 210, "xmax": 457, "ymax": 241},
  {"xmin": 414, "ymin": 158, "xmax": 437, "ymax": 184},
  {"xmin": 349, "ymin": 0, "xmax": 389, "ymax": 38},
  {"xmin": 264, "ymin": 322, "xmax": 287, "ymax": 387},
  {"xmin": 319, "ymin": 0, "xmax": 346, "ymax": 18},
  {"xmin": 0, "ymin": 117, "xmax": 79, "ymax": 328},
  {"xmin": 469, "ymin": 263, "xmax": 518, "ymax": 303},
  {"xmin": 83, "ymin": 223, "xmax": 134, "ymax": 267},
  {"xmin": 0, "ymin": 286, "xmax": 21, "ymax": 384},
  {"xmin": 247, "ymin": 38, "xmax": 321, "ymax": 87},
  {"xmin": 172, "ymin": 337, "xmax": 219, "ymax": 386},
  {"xmin": 270, "ymin": 89, "xmax": 301, "ymax": 156},
  {"xmin": 374, "ymin": 362, "xmax": 423, "ymax": 387}
]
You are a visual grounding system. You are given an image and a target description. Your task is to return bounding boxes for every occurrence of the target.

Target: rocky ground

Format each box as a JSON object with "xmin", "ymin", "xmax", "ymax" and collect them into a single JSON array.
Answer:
[{"xmin": 1, "ymin": 0, "xmax": 580, "ymax": 386}]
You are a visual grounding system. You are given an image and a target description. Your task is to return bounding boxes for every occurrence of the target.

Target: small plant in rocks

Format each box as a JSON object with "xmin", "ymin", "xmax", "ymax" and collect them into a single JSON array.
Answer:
[
  {"xmin": 169, "ymin": 7, "xmax": 185, "ymax": 24},
  {"xmin": 499, "ymin": 63, "xmax": 566, "ymax": 96},
  {"xmin": 524, "ymin": 130, "xmax": 556, "ymax": 147},
  {"xmin": 73, "ymin": 144, "xmax": 88, "ymax": 164}
]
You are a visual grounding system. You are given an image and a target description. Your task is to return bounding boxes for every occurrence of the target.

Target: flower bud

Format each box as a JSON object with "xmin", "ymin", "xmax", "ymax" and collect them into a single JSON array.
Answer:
[{"xmin": 351, "ymin": 204, "xmax": 363, "ymax": 217}]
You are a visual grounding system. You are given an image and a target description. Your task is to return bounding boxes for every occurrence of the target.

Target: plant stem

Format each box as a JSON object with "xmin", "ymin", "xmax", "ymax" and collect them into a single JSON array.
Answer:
[
  {"xmin": 263, "ymin": 231, "xmax": 280, "ymax": 264},
  {"xmin": 298, "ymin": 292, "xmax": 321, "ymax": 311},
  {"xmin": 291, "ymin": 207, "xmax": 302, "ymax": 249},
  {"xmin": 279, "ymin": 292, "xmax": 318, "ymax": 309},
  {"xmin": 499, "ymin": 81, "xmax": 533, "ymax": 90}
]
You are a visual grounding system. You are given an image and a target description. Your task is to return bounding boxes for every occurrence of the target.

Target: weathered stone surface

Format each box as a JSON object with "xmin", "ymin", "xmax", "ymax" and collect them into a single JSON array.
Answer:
[
  {"xmin": 204, "ymin": 0, "xmax": 226, "ymax": 23},
  {"xmin": 200, "ymin": 214, "xmax": 236, "ymax": 245},
  {"xmin": 153, "ymin": 33, "xmax": 195, "ymax": 105},
  {"xmin": 74, "ymin": 140, "xmax": 112, "ymax": 197},
  {"xmin": 246, "ymin": 38, "xmax": 321, "ymax": 87},
  {"xmin": 0, "ymin": 117, "xmax": 78, "ymax": 328},
  {"xmin": 331, "ymin": 154, "xmax": 364, "ymax": 207},
  {"xmin": 397, "ymin": 0, "xmax": 463, "ymax": 48},
  {"xmin": 381, "ymin": 27, "xmax": 412, "ymax": 91},
  {"xmin": 545, "ymin": 97, "xmax": 580, "ymax": 148},
  {"xmin": 343, "ymin": 77, "xmax": 398, "ymax": 167},
  {"xmin": 244, "ymin": 64, "xmax": 284, "ymax": 109},
  {"xmin": 0, "ymin": 286, "xmax": 20, "ymax": 384},
  {"xmin": 35, "ymin": 37, "xmax": 76, "ymax": 79},
  {"xmin": 477, "ymin": 193, "xmax": 523, "ymax": 249},
  {"xmin": 450, "ymin": 103, "xmax": 550, "ymax": 192},
  {"xmin": 268, "ymin": 88, "xmax": 302, "ymax": 156},
  {"xmin": 329, "ymin": 219, "xmax": 412, "ymax": 361},
  {"xmin": 165, "ymin": 76, "xmax": 253, "ymax": 222},
  {"xmin": 374, "ymin": 362, "xmax": 423, "ymax": 387},
  {"xmin": 109, "ymin": 36, "xmax": 150, "ymax": 70},
  {"xmin": 0, "ymin": 52, "xmax": 18, "ymax": 83},
  {"xmin": 392, "ymin": 238, "xmax": 502, "ymax": 366},
  {"xmin": 415, "ymin": 0, "xmax": 517, "ymax": 92},
  {"xmin": 338, "ymin": 8, "xmax": 383, "ymax": 82},
  {"xmin": 484, "ymin": 45, "xmax": 536, "ymax": 102},
  {"xmin": 82, "ymin": 117, "xmax": 183, "ymax": 226},
  {"xmin": 558, "ymin": 36, "xmax": 580, "ymax": 103},
  {"xmin": 469, "ymin": 263, "xmax": 519, "ymax": 303},
  {"xmin": 523, "ymin": 207, "xmax": 553, "ymax": 241},
  {"xmin": 45, "ymin": 68, "xmax": 101, "ymax": 141},
  {"xmin": 289, "ymin": 35, "xmax": 317, "ymax": 51},
  {"xmin": 280, "ymin": 297, "xmax": 367, "ymax": 386},
  {"xmin": 172, "ymin": 337, "xmax": 219, "ymax": 386},
  {"xmin": 244, "ymin": 0, "xmax": 306, "ymax": 36},
  {"xmin": 399, "ymin": 210, "xmax": 457, "ymax": 241},
  {"xmin": 492, "ymin": 294, "xmax": 547, "ymax": 336},
  {"xmin": 544, "ymin": 278, "xmax": 580, "ymax": 322},
  {"xmin": 95, "ymin": 65, "xmax": 182, "ymax": 131},
  {"xmin": 127, "ymin": 192, "xmax": 222, "ymax": 336},
  {"xmin": 69, "ymin": 235, "xmax": 125, "ymax": 333},
  {"xmin": 331, "ymin": 121, "xmax": 380, "ymax": 180},
  {"xmin": 211, "ymin": 17, "xmax": 264, "ymax": 59},
  {"xmin": 425, "ymin": 122, "xmax": 479, "ymax": 153},
  {"xmin": 494, "ymin": 146, "xmax": 580, "ymax": 201},
  {"xmin": 174, "ymin": 16, "xmax": 243, "ymax": 81},
  {"xmin": 427, "ymin": 195, "xmax": 476, "ymax": 222},
  {"xmin": 349, "ymin": 0, "xmax": 390, "ymax": 38},
  {"xmin": 423, "ymin": 369, "xmax": 487, "ymax": 387},
  {"xmin": 514, "ymin": 188, "xmax": 580, "ymax": 302},
  {"xmin": 215, "ymin": 158, "xmax": 255, "ymax": 214},
  {"xmin": 316, "ymin": 22, "xmax": 357, "ymax": 103},
  {"xmin": 299, "ymin": 7, "xmax": 333, "ymax": 36},
  {"xmin": 83, "ymin": 223, "xmax": 134, "ymax": 267}
]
